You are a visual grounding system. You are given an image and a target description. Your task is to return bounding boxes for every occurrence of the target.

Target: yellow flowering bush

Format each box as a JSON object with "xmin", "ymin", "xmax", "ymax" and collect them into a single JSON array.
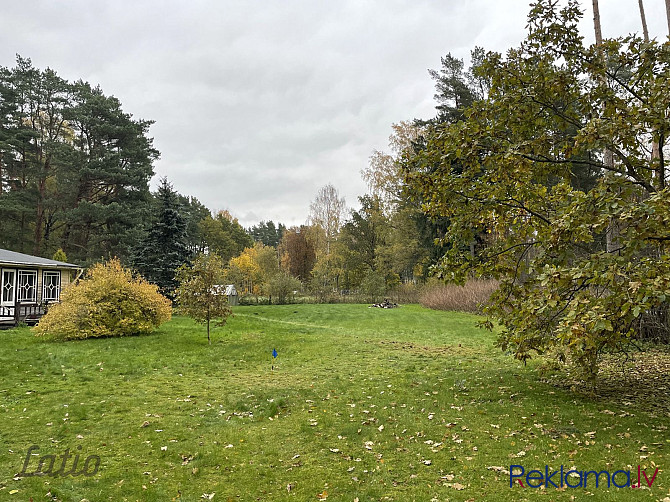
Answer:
[{"xmin": 34, "ymin": 258, "xmax": 171, "ymax": 340}]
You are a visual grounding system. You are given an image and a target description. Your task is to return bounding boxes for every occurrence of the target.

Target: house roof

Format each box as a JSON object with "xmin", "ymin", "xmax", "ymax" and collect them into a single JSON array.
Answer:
[{"xmin": 0, "ymin": 249, "xmax": 81, "ymax": 269}]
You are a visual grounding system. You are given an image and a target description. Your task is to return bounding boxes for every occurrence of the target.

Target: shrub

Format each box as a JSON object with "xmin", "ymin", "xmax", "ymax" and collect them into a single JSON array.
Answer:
[
  {"xmin": 419, "ymin": 279, "xmax": 498, "ymax": 313},
  {"xmin": 269, "ymin": 272, "xmax": 302, "ymax": 304},
  {"xmin": 34, "ymin": 259, "xmax": 171, "ymax": 340}
]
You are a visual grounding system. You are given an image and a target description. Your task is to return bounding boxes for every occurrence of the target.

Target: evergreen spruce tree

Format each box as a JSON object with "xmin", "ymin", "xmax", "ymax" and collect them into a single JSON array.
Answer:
[{"xmin": 132, "ymin": 178, "xmax": 190, "ymax": 298}]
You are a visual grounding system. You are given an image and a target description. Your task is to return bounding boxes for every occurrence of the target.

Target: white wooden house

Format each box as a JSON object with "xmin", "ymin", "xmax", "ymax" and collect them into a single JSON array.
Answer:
[{"xmin": 0, "ymin": 249, "xmax": 81, "ymax": 326}]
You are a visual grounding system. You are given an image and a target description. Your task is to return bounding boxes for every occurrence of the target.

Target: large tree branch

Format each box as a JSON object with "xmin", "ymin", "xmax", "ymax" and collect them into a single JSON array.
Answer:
[{"xmin": 447, "ymin": 189, "xmax": 552, "ymax": 226}]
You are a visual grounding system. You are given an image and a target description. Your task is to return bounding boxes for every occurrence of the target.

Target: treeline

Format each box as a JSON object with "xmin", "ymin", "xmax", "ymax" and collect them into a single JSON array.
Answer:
[{"xmin": 0, "ymin": 56, "xmax": 454, "ymax": 304}]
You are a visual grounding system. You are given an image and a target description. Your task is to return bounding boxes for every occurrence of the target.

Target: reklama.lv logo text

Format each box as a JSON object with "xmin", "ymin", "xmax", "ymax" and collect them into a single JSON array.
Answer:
[{"xmin": 510, "ymin": 464, "xmax": 659, "ymax": 489}]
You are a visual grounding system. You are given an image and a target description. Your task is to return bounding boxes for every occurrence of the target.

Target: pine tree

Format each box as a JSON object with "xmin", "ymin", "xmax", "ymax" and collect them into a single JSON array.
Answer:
[{"xmin": 132, "ymin": 178, "xmax": 190, "ymax": 298}]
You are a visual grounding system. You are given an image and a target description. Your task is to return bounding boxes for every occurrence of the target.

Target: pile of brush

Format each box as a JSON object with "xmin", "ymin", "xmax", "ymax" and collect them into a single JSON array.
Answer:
[{"xmin": 369, "ymin": 299, "xmax": 398, "ymax": 309}]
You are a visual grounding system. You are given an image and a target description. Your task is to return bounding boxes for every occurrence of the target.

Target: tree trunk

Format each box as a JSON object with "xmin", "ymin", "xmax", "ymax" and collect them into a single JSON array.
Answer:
[
  {"xmin": 207, "ymin": 304, "xmax": 211, "ymax": 345},
  {"xmin": 658, "ymin": 133, "xmax": 666, "ymax": 190},
  {"xmin": 33, "ymin": 174, "xmax": 47, "ymax": 256},
  {"xmin": 637, "ymin": 0, "xmax": 663, "ymax": 190},
  {"xmin": 662, "ymin": 1, "xmax": 670, "ymax": 189},
  {"xmin": 638, "ymin": 0, "xmax": 649, "ymax": 41},
  {"xmin": 592, "ymin": 0, "xmax": 603, "ymax": 44},
  {"xmin": 592, "ymin": 0, "xmax": 620, "ymax": 253}
]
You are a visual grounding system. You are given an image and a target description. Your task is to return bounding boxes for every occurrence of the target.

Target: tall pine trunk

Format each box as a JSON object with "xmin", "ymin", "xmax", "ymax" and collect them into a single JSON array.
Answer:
[
  {"xmin": 660, "ymin": 0, "xmax": 670, "ymax": 189},
  {"xmin": 638, "ymin": 0, "xmax": 649, "ymax": 41},
  {"xmin": 637, "ymin": 0, "xmax": 664, "ymax": 190},
  {"xmin": 592, "ymin": 0, "xmax": 619, "ymax": 252},
  {"xmin": 592, "ymin": 0, "xmax": 603, "ymax": 44}
]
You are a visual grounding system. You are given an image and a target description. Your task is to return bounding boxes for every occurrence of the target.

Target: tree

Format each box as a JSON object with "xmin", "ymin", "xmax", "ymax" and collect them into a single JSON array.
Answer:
[
  {"xmin": 333, "ymin": 195, "xmax": 390, "ymax": 291},
  {"xmin": 52, "ymin": 248, "xmax": 68, "ymax": 263},
  {"xmin": 178, "ymin": 194, "xmax": 211, "ymax": 254},
  {"xmin": 405, "ymin": 0, "xmax": 670, "ymax": 381},
  {"xmin": 278, "ymin": 226, "xmax": 316, "ymax": 282},
  {"xmin": 132, "ymin": 178, "xmax": 191, "ymax": 298},
  {"xmin": 0, "ymin": 56, "xmax": 73, "ymax": 255},
  {"xmin": 308, "ymin": 184, "xmax": 347, "ymax": 295},
  {"xmin": 175, "ymin": 252, "xmax": 231, "ymax": 345},
  {"xmin": 254, "ymin": 243, "xmax": 281, "ymax": 300},
  {"xmin": 359, "ymin": 54, "xmax": 491, "ymax": 289},
  {"xmin": 227, "ymin": 242, "xmax": 281, "ymax": 301},
  {"xmin": 339, "ymin": 196, "xmax": 384, "ymax": 267},
  {"xmin": 199, "ymin": 210, "xmax": 253, "ymax": 262},
  {"xmin": 0, "ymin": 57, "xmax": 158, "ymax": 262},
  {"xmin": 375, "ymin": 205, "xmax": 429, "ymax": 284},
  {"xmin": 361, "ymin": 121, "xmax": 423, "ymax": 213},
  {"xmin": 308, "ymin": 183, "xmax": 346, "ymax": 256},
  {"xmin": 426, "ymin": 49, "xmax": 489, "ymax": 124},
  {"xmin": 248, "ymin": 220, "xmax": 285, "ymax": 247},
  {"xmin": 58, "ymin": 79, "xmax": 157, "ymax": 263},
  {"xmin": 227, "ymin": 245, "xmax": 261, "ymax": 295},
  {"xmin": 360, "ymin": 269, "xmax": 386, "ymax": 302}
]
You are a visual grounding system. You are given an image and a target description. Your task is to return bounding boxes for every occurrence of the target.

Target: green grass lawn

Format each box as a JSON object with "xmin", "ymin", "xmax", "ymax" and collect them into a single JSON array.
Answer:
[{"xmin": 0, "ymin": 304, "xmax": 668, "ymax": 501}]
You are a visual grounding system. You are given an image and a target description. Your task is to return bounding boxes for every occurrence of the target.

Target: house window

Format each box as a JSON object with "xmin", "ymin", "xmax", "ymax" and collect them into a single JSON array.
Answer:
[
  {"xmin": 43, "ymin": 271, "xmax": 61, "ymax": 302},
  {"xmin": 17, "ymin": 270, "xmax": 37, "ymax": 303},
  {"xmin": 2, "ymin": 270, "xmax": 15, "ymax": 305}
]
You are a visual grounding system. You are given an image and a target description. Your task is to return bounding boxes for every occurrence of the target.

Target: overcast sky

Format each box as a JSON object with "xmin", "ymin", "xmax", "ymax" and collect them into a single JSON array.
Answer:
[{"xmin": 0, "ymin": 1, "xmax": 667, "ymax": 227}]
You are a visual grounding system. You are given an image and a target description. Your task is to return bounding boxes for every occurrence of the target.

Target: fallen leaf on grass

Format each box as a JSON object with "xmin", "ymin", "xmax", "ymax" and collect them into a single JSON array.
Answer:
[{"xmin": 486, "ymin": 466, "xmax": 510, "ymax": 475}]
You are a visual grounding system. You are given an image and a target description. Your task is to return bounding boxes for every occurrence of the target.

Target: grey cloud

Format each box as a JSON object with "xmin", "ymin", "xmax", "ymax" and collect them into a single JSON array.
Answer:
[{"xmin": 1, "ymin": 0, "xmax": 660, "ymax": 227}]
